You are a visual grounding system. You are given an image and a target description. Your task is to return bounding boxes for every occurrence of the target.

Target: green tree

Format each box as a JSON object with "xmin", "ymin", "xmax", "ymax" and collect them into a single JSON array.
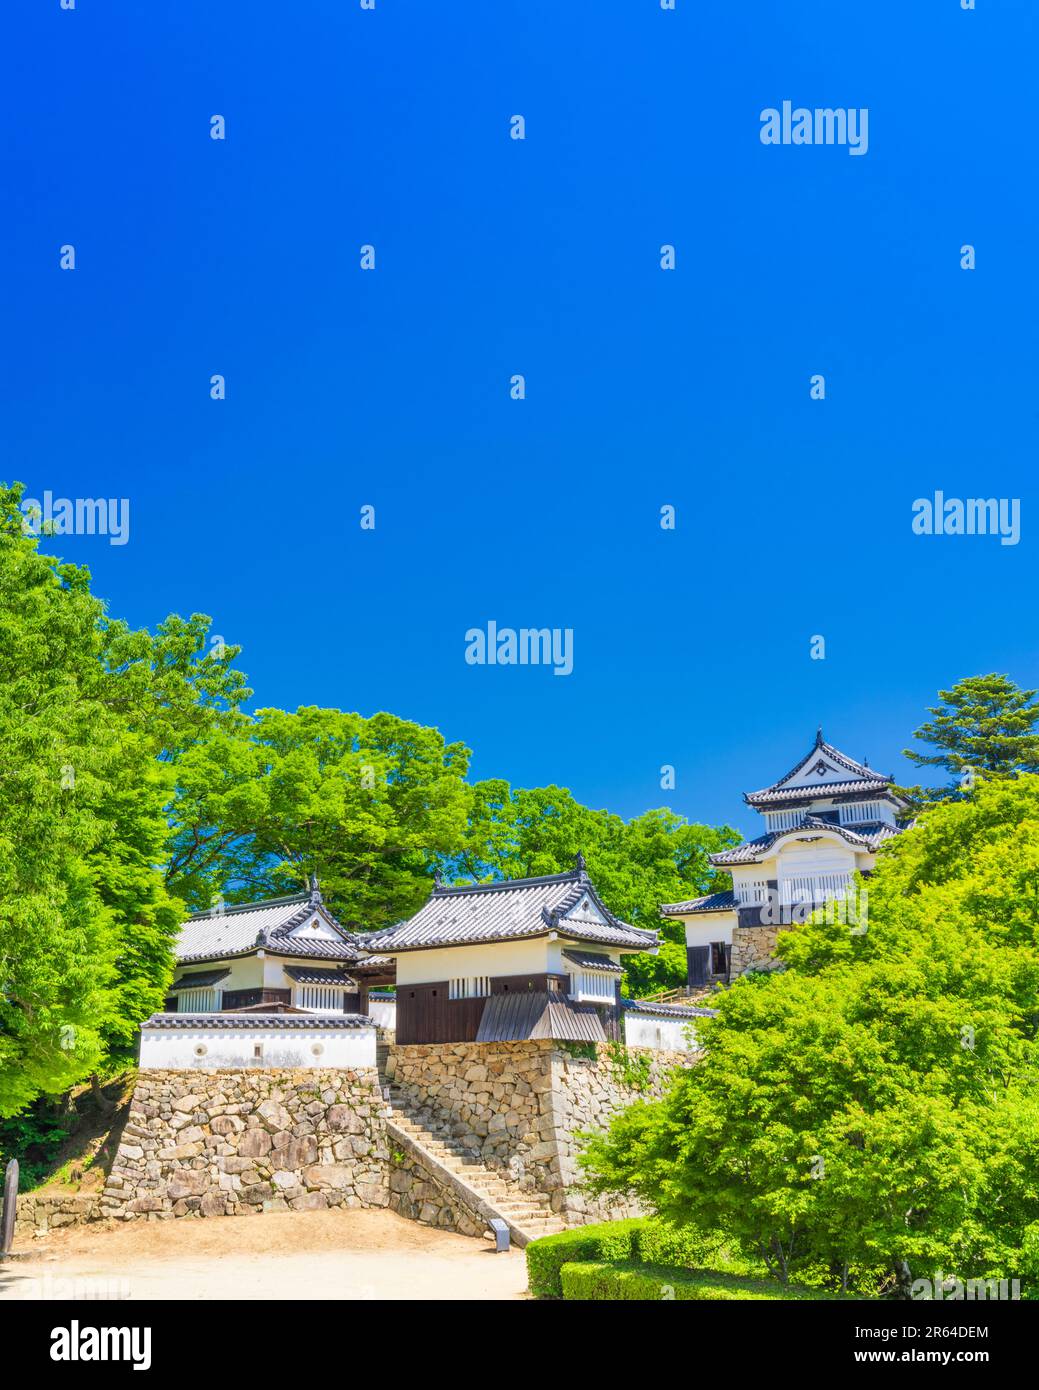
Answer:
[
  {"xmin": 446, "ymin": 781, "xmax": 738, "ymax": 995},
  {"xmin": 0, "ymin": 483, "xmax": 251, "ymax": 1113},
  {"xmin": 167, "ymin": 707, "xmax": 472, "ymax": 927},
  {"xmin": 901, "ymin": 674, "xmax": 1039, "ymax": 804},
  {"xmin": 580, "ymin": 777, "xmax": 1039, "ymax": 1292}
]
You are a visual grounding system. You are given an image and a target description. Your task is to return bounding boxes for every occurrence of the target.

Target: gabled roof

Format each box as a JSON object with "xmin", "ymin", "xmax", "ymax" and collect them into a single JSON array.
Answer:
[
  {"xmin": 710, "ymin": 816, "xmax": 903, "ymax": 867},
  {"xmin": 745, "ymin": 729, "xmax": 900, "ymax": 808},
  {"xmin": 358, "ymin": 858, "xmax": 657, "ymax": 955},
  {"xmin": 174, "ymin": 889, "xmax": 364, "ymax": 965}
]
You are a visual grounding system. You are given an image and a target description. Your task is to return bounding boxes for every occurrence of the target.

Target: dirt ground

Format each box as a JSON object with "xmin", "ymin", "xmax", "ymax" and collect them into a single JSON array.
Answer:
[{"xmin": 0, "ymin": 1207, "xmax": 529, "ymax": 1301}]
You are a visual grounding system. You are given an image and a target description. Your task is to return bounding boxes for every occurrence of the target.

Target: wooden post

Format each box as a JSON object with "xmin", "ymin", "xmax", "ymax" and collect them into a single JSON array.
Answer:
[{"xmin": 1, "ymin": 1158, "xmax": 18, "ymax": 1255}]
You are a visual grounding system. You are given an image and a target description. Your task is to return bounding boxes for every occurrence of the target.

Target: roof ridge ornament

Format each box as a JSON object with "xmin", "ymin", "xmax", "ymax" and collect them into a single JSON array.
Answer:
[
  {"xmin": 308, "ymin": 872, "xmax": 322, "ymax": 905},
  {"xmin": 574, "ymin": 851, "xmax": 587, "ymax": 876},
  {"xmin": 433, "ymin": 869, "xmax": 444, "ymax": 889},
  {"xmin": 815, "ymin": 725, "xmax": 824, "ymax": 747}
]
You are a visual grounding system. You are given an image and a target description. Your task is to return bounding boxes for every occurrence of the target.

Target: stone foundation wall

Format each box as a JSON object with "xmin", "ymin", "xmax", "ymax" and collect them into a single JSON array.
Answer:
[
  {"xmin": 730, "ymin": 925, "xmax": 783, "ymax": 976},
  {"xmin": 100, "ymin": 1069, "xmax": 389, "ymax": 1220},
  {"xmin": 387, "ymin": 1041, "xmax": 689, "ymax": 1222},
  {"xmin": 386, "ymin": 1127, "xmax": 488, "ymax": 1239},
  {"xmin": 13, "ymin": 1192, "xmax": 100, "ymax": 1239}
]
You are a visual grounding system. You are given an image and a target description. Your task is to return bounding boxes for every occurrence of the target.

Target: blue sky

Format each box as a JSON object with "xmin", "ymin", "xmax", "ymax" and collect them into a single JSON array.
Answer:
[{"xmin": 3, "ymin": 0, "xmax": 1036, "ymax": 837}]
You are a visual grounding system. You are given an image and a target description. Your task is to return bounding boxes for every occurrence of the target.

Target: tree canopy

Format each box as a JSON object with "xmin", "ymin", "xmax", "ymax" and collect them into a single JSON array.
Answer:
[
  {"xmin": 0, "ymin": 479, "xmax": 734, "ymax": 1115},
  {"xmin": 579, "ymin": 776, "xmax": 1039, "ymax": 1294},
  {"xmin": 901, "ymin": 673, "xmax": 1039, "ymax": 805}
]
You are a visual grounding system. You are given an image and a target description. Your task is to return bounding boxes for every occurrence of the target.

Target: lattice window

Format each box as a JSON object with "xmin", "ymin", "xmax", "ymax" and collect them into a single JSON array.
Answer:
[
  {"xmin": 178, "ymin": 987, "xmax": 217, "ymax": 1012},
  {"xmin": 449, "ymin": 976, "xmax": 490, "ymax": 1000},
  {"xmin": 296, "ymin": 984, "xmax": 347, "ymax": 1013}
]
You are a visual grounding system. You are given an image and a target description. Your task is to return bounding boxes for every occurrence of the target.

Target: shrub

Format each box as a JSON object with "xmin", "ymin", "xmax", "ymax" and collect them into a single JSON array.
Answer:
[
  {"xmin": 526, "ymin": 1220, "xmax": 647, "ymax": 1298},
  {"xmin": 525, "ymin": 1217, "xmax": 758, "ymax": 1297},
  {"xmin": 559, "ymin": 1261, "xmax": 852, "ymax": 1302}
]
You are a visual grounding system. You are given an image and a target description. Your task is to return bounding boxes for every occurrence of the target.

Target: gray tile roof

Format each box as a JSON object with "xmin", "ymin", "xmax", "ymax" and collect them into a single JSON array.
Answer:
[
  {"xmin": 282, "ymin": 966, "xmax": 357, "ymax": 985},
  {"xmin": 562, "ymin": 949, "xmax": 624, "ymax": 974},
  {"xmin": 660, "ymin": 890, "xmax": 739, "ymax": 917},
  {"xmin": 623, "ymin": 998, "xmax": 716, "ymax": 1020},
  {"xmin": 746, "ymin": 778, "xmax": 894, "ymax": 808},
  {"xmin": 358, "ymin": 864, "xmax": 657, "ymax": 955},
  {"xmin": 710, "ymin": 815, "xmax": 903, "ymax": 866},
  {"xmin": 170, "ymin": 968, "xmax": 231, "ymax": 990},
  {"xmin": 174, "ymin": 892, "xmax": 364, "ymax": 965},
  {"xmin": 743, "ymin": 731, "xmax": 903, "ymax": 809},
  {"xmin": 142, "ymin": 1012, "xmax": 373, "ymax": 1031}
]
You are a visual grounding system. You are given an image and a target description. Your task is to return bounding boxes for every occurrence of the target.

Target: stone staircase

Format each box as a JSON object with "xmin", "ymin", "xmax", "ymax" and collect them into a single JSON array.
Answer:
[{"xmin": 375, "ymin": 1042, "xmax": 568, "ymax": 1247}]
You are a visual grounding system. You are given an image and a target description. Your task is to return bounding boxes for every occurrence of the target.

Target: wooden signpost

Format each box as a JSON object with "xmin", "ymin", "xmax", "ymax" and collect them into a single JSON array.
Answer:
[{"xmin": 0, "ymin": 1158, "xmax": 18, "ymax": 1255}]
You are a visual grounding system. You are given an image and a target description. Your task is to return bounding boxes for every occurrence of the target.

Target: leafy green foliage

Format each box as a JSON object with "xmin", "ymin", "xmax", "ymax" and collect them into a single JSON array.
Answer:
[
  {"xmin": 579, "ymin": 778, "xmax": 1039, "ymax": 1293},
  {"xmin": 524, "ymin": 1217, "xmax": 746, "ymax": 1297},
  {"xmin": 445, "ymin": 782, "xmax": 738, "ymax": 994},
  {"xmin": 167, "ymin": 707, "xmax": 472, "ymax": 927},
  {"xmin": 603, "ymin": 1040, "xmax": 654, "ymax": 1092},
  {"xmin": 525, "ymin": 1219, "xmax": 655, "ymax": 1298},
  {"xmin": 0, "ymin": 1104, "xmax": 71, "ymax": 1188},
  {"xmin": 558, "ymin": 1260, "xmax": 849, "ymax": 1301}
]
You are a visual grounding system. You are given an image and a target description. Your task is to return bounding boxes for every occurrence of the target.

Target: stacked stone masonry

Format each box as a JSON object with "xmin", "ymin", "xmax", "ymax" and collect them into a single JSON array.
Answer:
[
  {"xmin": 729, "ymin": 926, "xmax": 783, "ymax": 976},
  {"xmin": 12, "ymin": 1045, "xmax": 692, "ymax": 1241},
  {"xmin": 386, "ymin": 1041, "xmax": 692, "ymax": 1222},
  {"xmin": 98, "ymin": 1069, "xmax": 390, "ymax": 1220}
]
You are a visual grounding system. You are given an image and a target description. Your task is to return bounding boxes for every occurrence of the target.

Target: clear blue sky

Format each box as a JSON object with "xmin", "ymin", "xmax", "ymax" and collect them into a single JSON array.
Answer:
[{"xmin": 3, "ymin": 1, "xmax": 1036, "ymax": 837}]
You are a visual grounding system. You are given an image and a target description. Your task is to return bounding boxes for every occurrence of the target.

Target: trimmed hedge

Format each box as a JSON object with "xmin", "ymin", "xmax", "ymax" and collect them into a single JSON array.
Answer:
[
  {"xmin": 525, "ymin": 1218, "xmax": 752, "ymax": 1299},
  {"xmin": 526, "ymin": 1219, "xmax": 646, "ymax": 1299},
  {"xmin": 559, "ymin": 1260, "xmax": 850, "ymax": 1302}
]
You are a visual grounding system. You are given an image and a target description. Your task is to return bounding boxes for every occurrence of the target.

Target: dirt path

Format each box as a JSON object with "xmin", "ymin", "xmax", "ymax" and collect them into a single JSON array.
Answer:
[{"xmin": 0, "ymin": 1208, "xmax": 528, "ymax": 1301}]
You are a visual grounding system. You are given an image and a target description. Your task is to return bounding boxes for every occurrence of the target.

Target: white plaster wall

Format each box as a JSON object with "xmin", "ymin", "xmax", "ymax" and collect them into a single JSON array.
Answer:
[
  {"xmin": 624, "ymin": 1013, "xmax": 699, "ymax": 1052},
  {"xmin": 139, "ymin": 1024, "xmax": 376, "ymax": 1070},
  {"xmin": 368, "ymin": 998, "xmax": 397, "ymax": 1029},
  {"xmin": 682, "ymin": 913, "xmax": 735, "ymax": 948},
  {"xmin": 173, "ymin": 955, "xmax": 263, "ymax": 1006},
  {"xmin": 393, "ymin": 937, "xmax": 554, "ymax": 985}
]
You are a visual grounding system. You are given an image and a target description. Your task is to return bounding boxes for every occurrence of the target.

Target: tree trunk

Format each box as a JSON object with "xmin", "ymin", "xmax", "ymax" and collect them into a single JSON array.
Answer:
[{"xmin": 89, "ymin": 1073, "xmax": 116, "ymax": 1114}]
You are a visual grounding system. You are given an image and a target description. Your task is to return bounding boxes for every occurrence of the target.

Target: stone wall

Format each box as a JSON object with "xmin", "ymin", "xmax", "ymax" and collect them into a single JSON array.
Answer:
[
  {"xmin": 729, "ymin": 925, "xmax": 783, "ymax": 976},
  {"xmin": 100, "ymin": 1069, "xmax": 389, "ymax": 1220},
  {"xmin": 13, "ymin": 1192, "xmax": 100, "ymax": 1240},
  {"xmin": 387, "ymin": 1041, "xmax": 690, "ymax": 1222}
]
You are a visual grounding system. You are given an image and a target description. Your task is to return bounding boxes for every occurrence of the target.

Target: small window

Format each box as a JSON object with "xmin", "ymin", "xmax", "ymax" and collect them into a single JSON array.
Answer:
[{"xmin": 253, "ymin": 1043, "xmax": 263, "ymax": 1060}]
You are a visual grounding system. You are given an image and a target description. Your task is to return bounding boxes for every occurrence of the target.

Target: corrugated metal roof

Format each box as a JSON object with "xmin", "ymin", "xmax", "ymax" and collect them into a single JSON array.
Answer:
[
  {"xmin": 474, "ymin": 991, "xmax": 607, "ymax": 1043},
  {"xmin": 359, "ymin": 867, "xmax": 657, "ymax": 955}
]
